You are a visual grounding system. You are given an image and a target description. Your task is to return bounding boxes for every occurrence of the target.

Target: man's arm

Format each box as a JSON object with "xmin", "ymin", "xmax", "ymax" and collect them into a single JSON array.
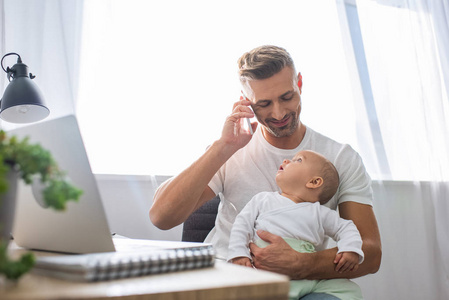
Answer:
[
  {"xmin": 337, "ymin": 202, "xmax": 382, "ymax": 276},
  {"xmin": 149, "ymin": 143, "xmax": 225, "ymax": 230},
  {"xmin": 150, "ymin": 98, "xmax": 256, "ymax": 230},
  {"xmin": 250, "ymin": 202, "xmax": 381, "ymax": 280}
]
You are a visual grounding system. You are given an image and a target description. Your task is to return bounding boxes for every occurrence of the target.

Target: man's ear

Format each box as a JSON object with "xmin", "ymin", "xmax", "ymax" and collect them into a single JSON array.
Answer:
[
  {"xmin": 297, "ymin": 72, "xmax": 303, "ymax": 94},
  {"xmin": 306, "ymin": 176, "xmax": 323, "ymax": 189}
]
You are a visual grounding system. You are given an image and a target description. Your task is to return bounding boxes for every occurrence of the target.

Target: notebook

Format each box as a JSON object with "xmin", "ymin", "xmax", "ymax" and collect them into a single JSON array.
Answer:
[
  {"xmin": 7, "ymin": 114, "xmax": 214, "ymax": 280},
  {"xmin": 32, "ymin": 239, "xmax": 215, "ymax": 282}
]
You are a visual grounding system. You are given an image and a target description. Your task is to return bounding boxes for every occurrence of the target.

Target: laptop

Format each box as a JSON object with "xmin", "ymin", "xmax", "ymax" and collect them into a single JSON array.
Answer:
[{"xmin": 9, "ymin": 114, "xmax": 200, "ymax": 254}]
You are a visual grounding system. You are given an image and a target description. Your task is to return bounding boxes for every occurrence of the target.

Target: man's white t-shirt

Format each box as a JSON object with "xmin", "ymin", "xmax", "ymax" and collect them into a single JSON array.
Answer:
[{"xmin": 207, "ymin": 125, "xmax": 373, "ymax": 259}]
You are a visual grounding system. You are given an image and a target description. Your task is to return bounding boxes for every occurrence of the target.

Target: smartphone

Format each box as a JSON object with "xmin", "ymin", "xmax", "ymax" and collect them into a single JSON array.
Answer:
[
  {"xmin": 241, "ymin": 93, "xmax": 254, "ymax": 135},
  {"xmin": 246, "ymin": 116, "xmax": 254, "ymax": 135}
]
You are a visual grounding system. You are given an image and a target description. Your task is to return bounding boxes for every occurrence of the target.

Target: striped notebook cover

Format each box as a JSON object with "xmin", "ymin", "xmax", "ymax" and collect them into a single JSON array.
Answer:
[{"xmin": 33, "ymin": 244, "xmax": 215, "ymax": 281}]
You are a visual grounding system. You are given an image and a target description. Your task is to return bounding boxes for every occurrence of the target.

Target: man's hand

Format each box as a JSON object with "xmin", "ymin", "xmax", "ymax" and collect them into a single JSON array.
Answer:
[
  {"xmin": 334, "ymin": 252, "xmax": 360, "ymax": 273},
  {"xmin": 249, "ymin": 230, "xmax": 308, "ymax": 278},
  {"xmin": 230, "ymin": 256, "xmax": 253, "ymax": 268},
  {"xmin": 220, "ymin": 97, "xmax": 257, "ymax": 152}
]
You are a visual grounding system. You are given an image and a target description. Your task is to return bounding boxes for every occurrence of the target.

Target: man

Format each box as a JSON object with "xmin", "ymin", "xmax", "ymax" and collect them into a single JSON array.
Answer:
[{"xmin": 150, "ymin": 45, "xmax": 381, "ymax": 299}]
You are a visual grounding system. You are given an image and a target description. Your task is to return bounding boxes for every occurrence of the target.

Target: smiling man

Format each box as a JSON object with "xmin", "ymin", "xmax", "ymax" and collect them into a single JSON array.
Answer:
[{"xmin": 150, "ymin": 45, "xmax": 381, "ymax": 300}]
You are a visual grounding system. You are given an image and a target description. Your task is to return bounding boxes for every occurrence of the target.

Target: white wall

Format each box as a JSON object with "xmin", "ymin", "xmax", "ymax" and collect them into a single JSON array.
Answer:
[
  {"xmin": 95, "ymin": 175, "xmax": 449, "ymax": 300},
  {"xmin": 95, "ymin": 174, "xmax": 182, "ymax": 241}
]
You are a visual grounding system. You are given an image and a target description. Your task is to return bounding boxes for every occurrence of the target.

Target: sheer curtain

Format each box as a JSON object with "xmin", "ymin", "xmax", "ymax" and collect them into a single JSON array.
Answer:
[
  {"xmin": 357, "ymin": 0, "xmax": 449, "ymax": 181},
  {"xmin": 349, "ymin": 0, "xmax": 449, "ymax": 298},
  {"xmin": 0, "ymin": 0, "xmax": 84, "ymax": 130}
]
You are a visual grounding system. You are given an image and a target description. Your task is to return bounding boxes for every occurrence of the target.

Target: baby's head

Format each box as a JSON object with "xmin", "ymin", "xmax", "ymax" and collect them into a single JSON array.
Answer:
[{"xmin": 276, "ymin": 150, "xmax": 339, "ymax": 204}]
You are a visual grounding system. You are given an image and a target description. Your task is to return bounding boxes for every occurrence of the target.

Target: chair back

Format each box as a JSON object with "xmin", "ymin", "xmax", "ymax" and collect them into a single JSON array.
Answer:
[{"xmin": 181, "ymin": 196, "xmax": 220, "ymax": 242}]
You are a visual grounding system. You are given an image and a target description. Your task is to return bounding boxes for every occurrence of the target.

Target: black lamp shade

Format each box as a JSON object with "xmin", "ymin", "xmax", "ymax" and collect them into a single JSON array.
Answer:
[{"xmin": 0, "ymin": 62, "xmax": 49, "ymax": 123}]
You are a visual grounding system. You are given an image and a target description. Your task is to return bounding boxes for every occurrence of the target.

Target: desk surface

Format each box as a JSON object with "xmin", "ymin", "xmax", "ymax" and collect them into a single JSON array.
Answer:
[{"xmin": 1, "ymin": 242, "xmax": 290, "ymax": 300}]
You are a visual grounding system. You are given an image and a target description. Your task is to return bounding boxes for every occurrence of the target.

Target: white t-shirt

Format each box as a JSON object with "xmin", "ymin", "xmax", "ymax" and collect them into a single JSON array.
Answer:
[
  {"xmin": 207, "ymin": 125, "xmax": 372, "ymax": 259},
  {"xmin": 227, "ymin": 192, "xmax": 364, "ymax": 263}
]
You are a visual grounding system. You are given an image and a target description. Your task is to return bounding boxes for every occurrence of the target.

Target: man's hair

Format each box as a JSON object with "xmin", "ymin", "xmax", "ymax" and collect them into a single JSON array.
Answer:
[
  {"xmin": 238, "ymin": 45, "xmax": 296, "ymax": 85},
  {"xmin": 318, "ymin": 161, "xmax": 340, "ymax": 205}
]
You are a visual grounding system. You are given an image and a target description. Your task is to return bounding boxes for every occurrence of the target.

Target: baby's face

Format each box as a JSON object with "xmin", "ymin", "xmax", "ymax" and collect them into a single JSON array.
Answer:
[{"xmin": 276, "ymin": 150, "xmax": 326, "ymax": 193}]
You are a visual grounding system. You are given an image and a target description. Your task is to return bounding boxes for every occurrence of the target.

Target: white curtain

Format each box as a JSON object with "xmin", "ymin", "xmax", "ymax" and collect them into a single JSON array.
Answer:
[
  {"xmin": 0, "ymin": 0, "xmax": 84, "ymax": 130},
  {"xmin": 356, "ymin": 0, "xmax": 449, "ymax": 181},
  {"xmin": 351, "ymin": 0, "xmax": 449, "ymax": 298}
]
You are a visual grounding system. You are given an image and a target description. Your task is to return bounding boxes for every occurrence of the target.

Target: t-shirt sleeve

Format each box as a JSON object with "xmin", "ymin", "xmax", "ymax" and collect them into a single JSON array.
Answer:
[
  {"xmin": 208, "ymin": 166, "xmax": 225, "ymax": 196},
  {"xmin": 335, "ymin": 146, "xmax": 373, "ymax": 206}
]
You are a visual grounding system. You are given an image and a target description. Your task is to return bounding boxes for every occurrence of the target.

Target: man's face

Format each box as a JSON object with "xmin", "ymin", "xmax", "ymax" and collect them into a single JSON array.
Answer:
[{"xmin": 246, "ymin": 67, "xmax": 301, "ymax": 138}]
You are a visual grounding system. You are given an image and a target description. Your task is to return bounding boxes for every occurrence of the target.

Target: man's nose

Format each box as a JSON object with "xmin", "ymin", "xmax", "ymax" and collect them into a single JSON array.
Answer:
[{"xmin": 272, "ymin": 102, "xmax": 286, "ymax": 120}]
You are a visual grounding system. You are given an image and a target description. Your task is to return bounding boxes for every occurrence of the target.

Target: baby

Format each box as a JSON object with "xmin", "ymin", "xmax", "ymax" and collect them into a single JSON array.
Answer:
[{"xmin": 228, "ymin": 150, "xmax": 364, "ymax": 300}]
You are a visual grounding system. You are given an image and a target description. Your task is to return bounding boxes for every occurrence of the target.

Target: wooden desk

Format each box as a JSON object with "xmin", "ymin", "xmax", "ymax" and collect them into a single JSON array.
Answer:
[{"xmin": 1, "ymin": 243, "xmax": 290, "ymax": 300}]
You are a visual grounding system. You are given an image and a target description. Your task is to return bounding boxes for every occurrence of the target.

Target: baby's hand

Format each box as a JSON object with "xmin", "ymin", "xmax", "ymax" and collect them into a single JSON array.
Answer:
[
  {"xmin": 334, "ymin": 252, "xmax": 360, "ymax": 273},
  {"xmin": 230, "ymin": 256, "xmax": 253, "ymax": 268}
]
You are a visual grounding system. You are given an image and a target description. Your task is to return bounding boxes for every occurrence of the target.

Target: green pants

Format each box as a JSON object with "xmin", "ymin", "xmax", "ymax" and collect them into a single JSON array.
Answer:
[{"xmin": 256, "ymin": 238, "xmax": 363, "ymax": 300}]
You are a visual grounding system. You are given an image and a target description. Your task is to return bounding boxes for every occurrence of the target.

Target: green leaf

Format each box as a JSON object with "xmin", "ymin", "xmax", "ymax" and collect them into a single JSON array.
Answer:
[{"xmin": 0, "ymin": 241, "xmax": 35, "ymax": 280}]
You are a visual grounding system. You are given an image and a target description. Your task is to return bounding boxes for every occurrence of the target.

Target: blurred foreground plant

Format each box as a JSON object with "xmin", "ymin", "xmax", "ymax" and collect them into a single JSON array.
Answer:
[{"xmin": 0, "ymin": 130, "xmax": 82, "ymax": 280}]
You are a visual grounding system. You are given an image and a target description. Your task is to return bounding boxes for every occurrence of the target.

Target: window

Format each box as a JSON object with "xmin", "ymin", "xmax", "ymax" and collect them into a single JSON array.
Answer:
[{"xmin": 77, "ymin": 0, "xmax": 358, "ymax": 175}]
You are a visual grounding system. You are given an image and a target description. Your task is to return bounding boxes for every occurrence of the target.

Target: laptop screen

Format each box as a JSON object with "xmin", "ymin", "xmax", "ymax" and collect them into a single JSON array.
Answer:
[{"xmin": 9, "ymin": 115, "xmax": 116, "ymax": 254}]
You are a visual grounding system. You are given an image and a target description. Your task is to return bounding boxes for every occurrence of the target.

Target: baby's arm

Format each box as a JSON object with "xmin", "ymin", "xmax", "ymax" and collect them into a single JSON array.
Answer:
[
  {"xmin": 334, "ymin": 251, "xmax": 360, "ymax": 273},
  {"xmin": 321, "ymin": 206, "xmax": 364, "ymax": 273},
  {"xmin": 230, "ymin": 256, "xmax": 253, "ymax": 267},
  {"xmin": 228, "ymin": 196, "xmax": 261, "ymax": 262}
]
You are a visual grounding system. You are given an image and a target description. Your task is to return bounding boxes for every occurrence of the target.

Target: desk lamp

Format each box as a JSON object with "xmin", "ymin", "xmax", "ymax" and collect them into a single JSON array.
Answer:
[{"xmin": 0, "ymin": 52, "xmax": 49, "ymax": 123}]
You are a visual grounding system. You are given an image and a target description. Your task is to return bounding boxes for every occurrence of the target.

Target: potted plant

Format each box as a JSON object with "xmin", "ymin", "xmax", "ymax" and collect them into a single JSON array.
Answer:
[{"xmin": 0, "ymin": 130, "xmax": 82, "ymax": 281}]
